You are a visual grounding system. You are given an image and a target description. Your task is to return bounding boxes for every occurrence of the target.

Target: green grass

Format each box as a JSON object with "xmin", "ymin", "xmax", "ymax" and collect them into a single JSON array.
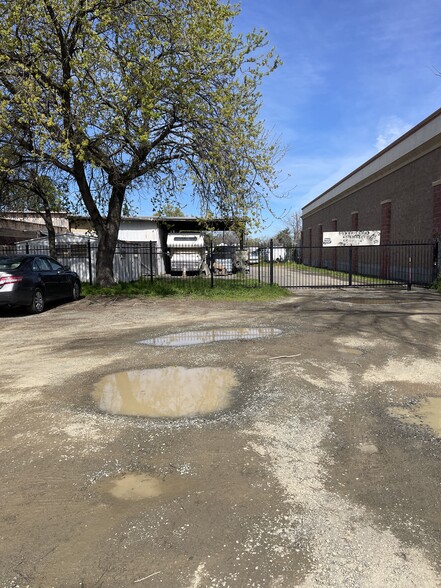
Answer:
[{"xmin": 82, "ymin": 277, "xmax": 291, "ymax": 301}]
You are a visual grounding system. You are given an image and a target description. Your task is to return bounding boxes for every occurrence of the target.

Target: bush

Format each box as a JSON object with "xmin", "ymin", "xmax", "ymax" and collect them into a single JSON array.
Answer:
[{"xmin": 432, "ymin": 275, "xmax": 441, "ymax": 293}]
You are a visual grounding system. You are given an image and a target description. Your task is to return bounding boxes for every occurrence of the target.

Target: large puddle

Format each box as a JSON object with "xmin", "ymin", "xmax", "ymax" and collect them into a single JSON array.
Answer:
[
  {"xmin": 138, "ymin": 327, "xmax": 282, "ymax": 347},
  {"xmin": 389, "ymin": 397, "xmax": 441, "ymax": 437},
  {"xmin": 92, "ymin": 366, "xmax": 238, "ymax": 418}
]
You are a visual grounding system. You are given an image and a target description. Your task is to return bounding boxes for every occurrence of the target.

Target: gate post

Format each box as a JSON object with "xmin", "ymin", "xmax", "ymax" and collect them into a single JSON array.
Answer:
[
  {"xmin": 87, "ymin": 239, "xmax": 93, "ymax": 284},
  {"xmin": 433, "ymin": 240, "xmax": 439, "ymax": 283},
  {"xmin": 348, "ymin": 246, "xmax": 353, "ymax": 286},
  {"xmin": 269, "ymin": 239, "xmax": 274, "ymax": 286},
  {"xmin": 149, "ymin": 241, "xmax": 154, "ymax": 283},
  {"xmin": 258, "ymin": 248, "xmax": 261, "ymax": 284},
  {"xmin": 210, "ymin": 240, "xmax": 214, "ymax": 289}
]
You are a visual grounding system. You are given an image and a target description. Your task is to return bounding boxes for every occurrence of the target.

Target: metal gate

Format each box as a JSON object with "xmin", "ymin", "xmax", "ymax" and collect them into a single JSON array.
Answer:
[{"xmin": 266, "ymin": 241, "xmax": 439, "ymax": 289}]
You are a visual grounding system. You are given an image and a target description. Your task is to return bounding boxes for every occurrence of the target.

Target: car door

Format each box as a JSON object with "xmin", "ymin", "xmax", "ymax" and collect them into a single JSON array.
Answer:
[
  {"xmin": 32, "ymin": 256, "xmax": 58, "ymax": 300},
  {"xmin": 44, "ymin": 257, "xmax": 72, "ymax": 299}
]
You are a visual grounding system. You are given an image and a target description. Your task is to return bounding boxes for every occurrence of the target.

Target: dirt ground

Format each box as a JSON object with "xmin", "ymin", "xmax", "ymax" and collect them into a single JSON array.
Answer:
[{"xmin": 1, "ymin": 287, "xmax": 441, "ymax": 588}]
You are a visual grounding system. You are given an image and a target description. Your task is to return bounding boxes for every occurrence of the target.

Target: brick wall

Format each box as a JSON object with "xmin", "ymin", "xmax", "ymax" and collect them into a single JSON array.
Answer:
[
  {"xmin": 351, "ymin": 212, "xmax": 358, "ymax": 230},
  {"xmin": 331, "ymin": 219, "xmax": 337, "ymax": 269},
  {"xmin": 380, "ymin": 202, "xmax": 391, "ymax": 277},
  {"xmin": 380, "ymin": 201, "xmax": 392, "ymax": 244},
  {"xmin": 318, "ymin": 224, "xmax": 323, "ymax": 267},
  {"xmin": 303, "ymin": 147, "xmax": 441, "ymax": 246},
  {"xmin": 351, "ymin": 212, "xmax": 359, "ymax": 273},
  {"xmin": 433, "ymin": 182, "xmax": 441, "ymax": 238}
]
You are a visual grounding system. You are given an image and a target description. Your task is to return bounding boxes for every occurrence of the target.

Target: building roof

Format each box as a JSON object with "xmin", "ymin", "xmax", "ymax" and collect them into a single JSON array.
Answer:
[
  {"xmin": 302, "ymin": 108, "xmax": 441, "ymax": 217},
  {"xmin": 14, "ymin": 232, "xmax": 97, "ymax": 244}
]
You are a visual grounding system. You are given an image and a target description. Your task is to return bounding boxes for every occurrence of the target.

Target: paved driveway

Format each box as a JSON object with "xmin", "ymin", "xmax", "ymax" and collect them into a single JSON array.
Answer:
[
  {"xmin": 1, "ymin": 288, "xmax": 441, "ymax": 587},
  {"xmin": 248, "ymin": 264, "xmax": 351, "ymax": 287}
]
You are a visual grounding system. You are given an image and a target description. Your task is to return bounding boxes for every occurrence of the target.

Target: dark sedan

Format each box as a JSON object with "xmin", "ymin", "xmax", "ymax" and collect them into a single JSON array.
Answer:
[{"xmin": 0, "ymin": 254, "xmax": 81, "ymax": 314}]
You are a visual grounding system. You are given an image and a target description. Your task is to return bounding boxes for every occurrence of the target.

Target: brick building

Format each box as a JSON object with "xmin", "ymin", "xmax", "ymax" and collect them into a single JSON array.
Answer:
[{"xmin": 302, "ymin": 108, "xmax": 441, "ymax": 248}]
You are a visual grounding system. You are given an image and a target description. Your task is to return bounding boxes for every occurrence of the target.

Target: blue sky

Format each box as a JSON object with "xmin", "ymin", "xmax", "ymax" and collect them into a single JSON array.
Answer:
[
  {"xmin": 139, "ymin": 0, "xmax": 441, "ymax": 238},
  {"xmin": 234, "ymin": 0, "xmax": 441, "ymax": 236}
]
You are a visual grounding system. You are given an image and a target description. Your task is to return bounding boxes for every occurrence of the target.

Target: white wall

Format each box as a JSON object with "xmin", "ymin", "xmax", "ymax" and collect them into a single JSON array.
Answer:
[{"xmin": 118, "ymin": 220, "xmax": 159, "ymax": 243}]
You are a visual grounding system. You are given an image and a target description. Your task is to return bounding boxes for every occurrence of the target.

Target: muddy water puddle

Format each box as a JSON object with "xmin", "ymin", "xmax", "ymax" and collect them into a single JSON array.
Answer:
[
  {"xmin": 138, "ymin": 327, "xmax": 282, "ymax": 347},
  {"xmin": 93, "ymin": 366, "xmax": 238, "ymax": 418},
  {"xmin": 389, "ymin": 397, "xmax": 441, "ymax": 436},
  {"xmin": 99, "ymin": 473, "xmax": 189, "ymax": 501}
]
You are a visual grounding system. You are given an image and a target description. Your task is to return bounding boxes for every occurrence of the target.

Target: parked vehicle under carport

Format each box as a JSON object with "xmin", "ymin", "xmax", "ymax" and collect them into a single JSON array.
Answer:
[{"xmin": 211, "ymin": 244, "xmax": 247, "ymax": 274}]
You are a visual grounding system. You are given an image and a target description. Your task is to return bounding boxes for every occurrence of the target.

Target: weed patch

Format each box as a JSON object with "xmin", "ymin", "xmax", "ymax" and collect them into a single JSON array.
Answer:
[{"xmin": 83, "ymin": 277, "xmax": 290, "ymax": 301}]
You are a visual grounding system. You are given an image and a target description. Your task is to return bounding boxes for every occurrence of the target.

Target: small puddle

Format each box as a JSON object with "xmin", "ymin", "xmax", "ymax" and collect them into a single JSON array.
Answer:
[
  {"xmin": 92, "ymin": 366, "xmax": 238, "ymax": 418},
  {"xmin": 99, "ymin": 473, "xmax": 189, "ymax": 501},
  {"xmin": 388, "ymin": 397, "xmax": 441, "ymax": 436},
  {"xmin": 138, "ymin": 327, "xmax": 282, "ymax": 347},
  {"xmin": 106, "ymin": 473, "xmax": 165, "ymax": 500}
]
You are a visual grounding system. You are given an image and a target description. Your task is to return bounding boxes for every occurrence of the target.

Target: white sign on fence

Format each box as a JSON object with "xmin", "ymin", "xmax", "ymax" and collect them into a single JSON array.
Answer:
[{"xmin": 322, "ymin": 230, "xmax": 381, "ymax": 247}]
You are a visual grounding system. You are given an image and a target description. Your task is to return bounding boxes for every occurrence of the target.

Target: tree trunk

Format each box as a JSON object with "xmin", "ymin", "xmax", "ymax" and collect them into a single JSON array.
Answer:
[
  {"xmin": 72, "ymin": 160, "xmax": 127, "ymax": 286},
  {"xmin": 95, "ymin": 184, "xmax": 126, "ymax": 286},
  {"xmin": 96, "ymin": 230, "xmax": 118, "ymax": 286},
  {"xmin": 47, "ymin": 219, "xmax": 57, "ymax": 259},
  {"xmin": 41, "ymin": 208, "xmax": 57, "ymax": 259}
]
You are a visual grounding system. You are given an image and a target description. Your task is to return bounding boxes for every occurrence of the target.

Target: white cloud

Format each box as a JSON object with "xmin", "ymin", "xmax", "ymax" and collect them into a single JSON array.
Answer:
[{"xmin": 375, "ymin": 117, "xmax": 412, "ymax": 152}]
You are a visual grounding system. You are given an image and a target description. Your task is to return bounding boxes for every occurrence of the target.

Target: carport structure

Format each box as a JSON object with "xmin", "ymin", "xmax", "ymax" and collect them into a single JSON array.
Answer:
[{"xmin": 69, "ymin": 214, "xmax": 245, "ymax": 246}]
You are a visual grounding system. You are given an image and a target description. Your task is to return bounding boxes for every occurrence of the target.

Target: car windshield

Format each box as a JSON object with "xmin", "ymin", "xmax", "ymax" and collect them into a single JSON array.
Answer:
[{"xmin": 0, "ymin": 257, "xmax": 26, "ymax": 271}]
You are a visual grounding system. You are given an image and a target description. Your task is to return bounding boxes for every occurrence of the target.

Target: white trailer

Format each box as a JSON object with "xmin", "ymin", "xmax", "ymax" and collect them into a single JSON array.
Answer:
[
  {"xmin": 262, "ymin": 246, "xmax": 287, "ymax": 262},
  {"xmin": 273, "ymin": 247, "xmax": 287, "ymax": 262},
  {"xmin": 166, "ymin": 233, "xmax": 208, "ymax": 275}
]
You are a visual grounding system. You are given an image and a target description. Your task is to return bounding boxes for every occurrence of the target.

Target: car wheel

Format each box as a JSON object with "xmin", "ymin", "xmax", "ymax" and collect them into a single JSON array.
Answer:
[
  {"xmin": 71, "ymin": 280, "xmax": 81, "ymax": 301},
  {"xmin": 28, "ymin": 289, "xmax": 45, "ymax": 314}
]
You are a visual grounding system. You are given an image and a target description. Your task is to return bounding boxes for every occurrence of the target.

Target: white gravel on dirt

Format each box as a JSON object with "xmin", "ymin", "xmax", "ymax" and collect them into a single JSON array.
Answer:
[
  {"xmin": 363, "ymin": 357, "xmax": 441, "ymax": 385},
  {"xmin": 246, "ymin": 359, "xmax": 440, "ymax": 587},
  {"xmin": 333, "ymin": 336, "xmax": 377, "ymax": 350}
]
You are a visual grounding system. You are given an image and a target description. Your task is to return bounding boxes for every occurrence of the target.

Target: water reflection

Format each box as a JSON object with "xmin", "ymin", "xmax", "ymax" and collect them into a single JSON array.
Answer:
[
  {"xmin": 92, "ymin": 366, "xmax": 238, "ymax": 418},
  {"xmin": 138, "ymin": 327, "xmax": 282, "ymax": 347}
]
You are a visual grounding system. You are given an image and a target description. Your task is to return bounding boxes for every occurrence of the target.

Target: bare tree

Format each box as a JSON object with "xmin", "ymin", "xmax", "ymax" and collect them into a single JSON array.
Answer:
[{"xmin": 284, "ymin": 211, "xmax": 302, "ymax": 246}]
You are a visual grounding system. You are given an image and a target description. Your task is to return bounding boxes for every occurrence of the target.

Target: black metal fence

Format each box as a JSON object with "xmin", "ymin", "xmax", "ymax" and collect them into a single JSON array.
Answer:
[
  {"xmin": 0, "ymin": 239, "xmax": 438, "ymax": 289},
  {"xmin": 284, "ymin": 241, "xmax": 439, "ymax": 289}
]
